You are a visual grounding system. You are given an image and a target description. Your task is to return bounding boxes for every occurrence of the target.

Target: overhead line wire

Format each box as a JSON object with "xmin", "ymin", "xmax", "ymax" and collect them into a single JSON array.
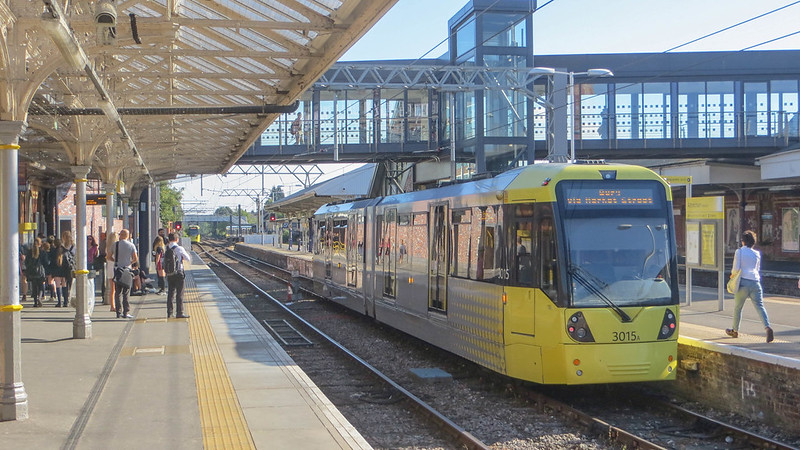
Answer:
[{"xmin": 544, "ymin": 1, "xmax": 800, "ymax": 111}]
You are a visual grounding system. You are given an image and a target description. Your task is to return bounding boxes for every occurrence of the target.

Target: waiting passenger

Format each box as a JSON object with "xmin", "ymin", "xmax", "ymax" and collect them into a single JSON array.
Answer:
[{"xmin": 25, "ymin": 238, "xmax": 46, "ymax": 307}]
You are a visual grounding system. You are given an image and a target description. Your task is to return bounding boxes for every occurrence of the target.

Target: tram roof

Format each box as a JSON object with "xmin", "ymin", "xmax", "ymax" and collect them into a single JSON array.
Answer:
[{"xmin": 11, "ymin": 0, "xmax": 397, "ymax": 191}]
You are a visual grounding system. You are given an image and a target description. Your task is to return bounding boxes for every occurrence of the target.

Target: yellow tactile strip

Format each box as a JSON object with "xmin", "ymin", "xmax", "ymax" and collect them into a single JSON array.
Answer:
[{"xmin": 184, "ymin": 274, "xmax": 257, "ymax": 450}]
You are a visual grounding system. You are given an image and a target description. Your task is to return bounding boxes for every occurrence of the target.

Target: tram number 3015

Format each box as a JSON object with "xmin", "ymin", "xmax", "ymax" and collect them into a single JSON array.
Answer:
[{"xmin": 612, "ymin": 331, "xmax": 640, "ymax": 342}]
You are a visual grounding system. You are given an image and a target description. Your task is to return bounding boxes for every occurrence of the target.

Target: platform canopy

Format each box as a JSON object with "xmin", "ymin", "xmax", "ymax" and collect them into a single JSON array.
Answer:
[
  {"xmin": 3, "ymin": 0, "xmax": 397, "ymax": 190},
  {"xmin": 270, "ymin": 163, "xmax": 378, "ymax": 215}
]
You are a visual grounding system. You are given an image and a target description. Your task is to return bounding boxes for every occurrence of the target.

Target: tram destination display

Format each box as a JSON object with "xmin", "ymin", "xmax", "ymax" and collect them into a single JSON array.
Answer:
[{"xmin": 560, "ymin": 182, "xmax": 661, "ymax": 209}]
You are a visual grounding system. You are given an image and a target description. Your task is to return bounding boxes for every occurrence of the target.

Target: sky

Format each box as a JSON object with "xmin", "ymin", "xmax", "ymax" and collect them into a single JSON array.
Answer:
[{"xmin": 178, "ymin": 0, "xmax": 800, "ymax": 214}]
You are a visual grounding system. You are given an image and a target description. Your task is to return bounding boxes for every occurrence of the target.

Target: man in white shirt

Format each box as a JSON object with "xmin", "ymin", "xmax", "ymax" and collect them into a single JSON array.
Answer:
[{"xmin": 166, "ymin": 232, "xmax": 191, "ymax": 319}]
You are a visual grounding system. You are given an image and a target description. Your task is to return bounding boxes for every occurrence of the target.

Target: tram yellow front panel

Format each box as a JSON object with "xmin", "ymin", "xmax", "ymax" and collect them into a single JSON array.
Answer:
[{"xmin": 543, "ymin": 341, "xmax": 677, "ymax": 384}]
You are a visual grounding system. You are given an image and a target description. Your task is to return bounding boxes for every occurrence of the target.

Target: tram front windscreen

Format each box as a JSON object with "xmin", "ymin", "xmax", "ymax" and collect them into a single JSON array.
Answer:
[{"xmin": 557, "ymin": 180, "xmax": 679, "ymax": 308}]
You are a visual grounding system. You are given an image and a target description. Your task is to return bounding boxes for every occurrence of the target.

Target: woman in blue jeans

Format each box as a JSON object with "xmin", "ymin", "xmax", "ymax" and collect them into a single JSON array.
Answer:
[{"xmin": 726, "ymin": 230, "xmax": 774, "ymax": 343}]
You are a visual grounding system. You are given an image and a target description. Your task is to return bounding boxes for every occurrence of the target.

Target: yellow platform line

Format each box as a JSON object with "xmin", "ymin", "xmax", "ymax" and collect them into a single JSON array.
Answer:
[{"xmin": 184, "ymin": 274, "xmax": 256, "ymax": 450}]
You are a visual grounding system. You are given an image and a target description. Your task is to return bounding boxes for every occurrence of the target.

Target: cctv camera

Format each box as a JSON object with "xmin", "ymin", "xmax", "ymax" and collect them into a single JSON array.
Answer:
[{"xmin": 95, "ymin": 0, "xmax": 117, "ymax": 26}]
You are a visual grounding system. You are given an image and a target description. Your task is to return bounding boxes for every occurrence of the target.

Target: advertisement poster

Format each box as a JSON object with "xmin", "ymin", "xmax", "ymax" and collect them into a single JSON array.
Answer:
[
  {"xmin": 701, "ymin": 223, "xmax": 716, "ymax": 267},
  {"xmin": 782, "ymin": 208, "xmax": 799, "ymax": 252},
  {"xmin": 686, "ymin": 222, "xmax": 700, "ymax": 266},
  {"xmin": 726, "ymin": 207, "xmax": 740, "ymax": 252}
]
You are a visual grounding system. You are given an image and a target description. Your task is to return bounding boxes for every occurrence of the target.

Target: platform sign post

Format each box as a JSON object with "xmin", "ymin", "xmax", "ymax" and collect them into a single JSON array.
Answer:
[
  {"xmin": 685, "ymin": 196, "xmax": 725, "ymax": 311},
  {"xmin": 664, "ymin": 176, "xmax": 694, "ymax": 306}
]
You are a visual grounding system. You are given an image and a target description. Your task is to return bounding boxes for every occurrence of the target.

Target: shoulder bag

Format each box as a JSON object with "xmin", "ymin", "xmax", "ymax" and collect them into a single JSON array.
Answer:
[
  {"xmin": 113, "ymin": 241, "xmax": 134, "ymax": 288},
  {"xmin": 726, "ymin": 249, "xmax": 741, "ymax": 294}
]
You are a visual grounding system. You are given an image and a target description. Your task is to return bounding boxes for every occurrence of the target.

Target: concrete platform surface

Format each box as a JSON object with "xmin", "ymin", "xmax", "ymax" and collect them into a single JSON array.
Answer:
[{"xmin": 0, "ymin": 257, "xmax": 371, "ymax": 450}]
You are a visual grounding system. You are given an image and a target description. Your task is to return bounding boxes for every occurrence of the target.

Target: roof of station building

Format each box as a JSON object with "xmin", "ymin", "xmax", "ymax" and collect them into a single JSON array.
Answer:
[{"xmin": 8, "ymin": 0, "xmax": 397, "ymax": 191}]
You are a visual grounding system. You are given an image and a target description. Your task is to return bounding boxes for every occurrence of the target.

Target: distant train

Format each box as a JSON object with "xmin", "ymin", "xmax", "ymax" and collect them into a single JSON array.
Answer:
[
  {"xmin": 311, "ymin": 162, "xmax": 679, "ymax": 385},
  {"xmin": 187, "ymin": 225, "xmax": 201, "ymax": 243}
]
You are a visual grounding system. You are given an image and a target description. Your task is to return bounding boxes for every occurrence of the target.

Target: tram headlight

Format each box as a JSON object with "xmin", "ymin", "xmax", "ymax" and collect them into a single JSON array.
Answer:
[
  {"xmin": 566, "ymin": 312, "xmax": 595, "ymax": 343},
  {"xmin": 657, "ymin": 308, "xmax": 677, "ymax": 340}
]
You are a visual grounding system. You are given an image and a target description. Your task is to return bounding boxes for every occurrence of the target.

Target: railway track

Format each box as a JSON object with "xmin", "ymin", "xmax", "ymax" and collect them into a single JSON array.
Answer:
[
  {"xmin": 196, "ymin": 241, "xmax": 489, "ymax": 450},
  {"xmin": 196, "ymin": 240, "xmax": 799, "ymax": 449}
]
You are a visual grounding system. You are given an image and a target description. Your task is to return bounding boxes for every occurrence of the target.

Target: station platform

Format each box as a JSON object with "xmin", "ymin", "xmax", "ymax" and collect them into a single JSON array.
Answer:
[
  {"xmin": 677, "ymin": 284, "xmax": 800, "ymax": 362},
  {"xmin": 0, "ymin": 255, "xmax": 371, "ymax": 450}
]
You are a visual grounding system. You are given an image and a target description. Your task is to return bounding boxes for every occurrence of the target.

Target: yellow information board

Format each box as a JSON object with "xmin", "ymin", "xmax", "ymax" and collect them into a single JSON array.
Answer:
[
  {"xmin": 686, "ymin": 196, "xmax": 724, "ymax": 220},
  {"xmin": 701, "ymin": 223, "xmax": 716, "ymax": 267},
  {"xmin": 663, "ymin": 175, "xmax": 692, "ymax": 185}
]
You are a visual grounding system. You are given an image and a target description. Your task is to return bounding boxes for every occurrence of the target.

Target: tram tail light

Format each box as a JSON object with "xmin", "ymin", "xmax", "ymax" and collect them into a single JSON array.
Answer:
[
  {"xmin": 566, "ymin": 312, "xmax": 595, "ymax": 342},
  {"xmin": 657, "ymin": 308, "xmax": 677, "ymax": 340}
]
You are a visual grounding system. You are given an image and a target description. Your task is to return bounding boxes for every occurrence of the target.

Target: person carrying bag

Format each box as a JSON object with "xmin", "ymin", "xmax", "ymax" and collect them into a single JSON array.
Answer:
[
  {"xmin": 724, "ymin": 230, "xmax": 773, "ymax": 343},
  {"xmin": 109, "ymin": 229, "xmax": 138, "ymax": 319},
  {"xmin": 726, "ymin": 264, "xmax": 741, "ymax": 294}
]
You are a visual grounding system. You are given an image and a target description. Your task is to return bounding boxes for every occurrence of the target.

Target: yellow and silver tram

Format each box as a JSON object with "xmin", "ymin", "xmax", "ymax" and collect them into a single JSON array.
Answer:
[
  {"xmin": 311, "ymin": 162, "xmax": 679, "ymax": 385},
  {"xmin": 187, "ymin": 224, "xmax": 201, "ymax": 243}
]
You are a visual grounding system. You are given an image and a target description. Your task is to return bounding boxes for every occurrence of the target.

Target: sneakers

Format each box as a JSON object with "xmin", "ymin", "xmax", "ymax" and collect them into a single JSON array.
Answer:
[
  {"xmin": 725, "ymin": 328, "xmax": 738, "ymax": 338},
  {"xmin": 766, "ymin": 327, "xmax": 774, "ymax": 343}
]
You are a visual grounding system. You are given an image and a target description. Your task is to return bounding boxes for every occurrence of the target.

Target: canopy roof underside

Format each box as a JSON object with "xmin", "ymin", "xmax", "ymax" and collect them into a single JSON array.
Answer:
[{"xmin": 5, "ymin": 0, "xmax": 396, "ymax": 191}]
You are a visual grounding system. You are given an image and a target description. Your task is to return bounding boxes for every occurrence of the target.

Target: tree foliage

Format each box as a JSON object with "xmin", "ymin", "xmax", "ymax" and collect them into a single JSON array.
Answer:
[
  {"xmin": 159, "ymin": 182, "xmax": 183, "ymax": 225},
  {"xmin": 267, "ymin": 185, "xmax": 285, "ymax": 204}
]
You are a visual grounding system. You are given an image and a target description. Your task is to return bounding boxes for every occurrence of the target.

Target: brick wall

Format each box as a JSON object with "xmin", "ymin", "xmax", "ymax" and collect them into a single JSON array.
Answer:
[
  {"xmin": 651, "ymin": 339, "xmax": 800, "ymax": 433},
  {"xmin": 56, "ymin": 184, "xmax": 122, "ymax": 241}
]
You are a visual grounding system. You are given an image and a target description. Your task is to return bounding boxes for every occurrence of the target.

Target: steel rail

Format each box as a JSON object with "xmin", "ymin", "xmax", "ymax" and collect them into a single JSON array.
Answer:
[
  {"xmin": 657, "ymin": 400, "xmax": 799, "ymax": 450},
  {"xmin": 195, "ymin": 242, "xmax": 490, "ymax": 450}
]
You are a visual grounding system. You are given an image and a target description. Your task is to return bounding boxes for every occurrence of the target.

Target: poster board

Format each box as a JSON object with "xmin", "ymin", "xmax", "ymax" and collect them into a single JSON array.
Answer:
[
  {"xmin": 685, "ymin": 196, "xmax": 724, "ymax": 270},
  {"xmin": 686, "ymin": 222, "xmax": 700, "ymax": 265}
]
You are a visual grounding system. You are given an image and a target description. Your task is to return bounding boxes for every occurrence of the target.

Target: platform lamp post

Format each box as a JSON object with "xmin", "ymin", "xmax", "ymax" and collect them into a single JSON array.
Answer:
[{"xmin": 529, "ymin": 67, "xmax": 614, "ymax": 162}]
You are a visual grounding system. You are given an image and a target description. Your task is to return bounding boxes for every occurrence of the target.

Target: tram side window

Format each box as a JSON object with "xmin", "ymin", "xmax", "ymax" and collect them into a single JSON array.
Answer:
[
  {"xmin": 451, "ymin": 209, "xmax": 471, "ymax": 278},
  {"xmin": 512, "ymin": 204, "xmax": 535, "ymax": 286},
  {"xmin": 538, "ymin": 216, "xmax": 558, "ymax": 300},
  {"xmin": 398, "ymin": 214, "xmax": 411, "ymax": 267},
  {"xmin": 470, "ymin": 206, "xmax": 498, "ymax": 281},
  {"xmin": 333, "ymin": 219, "xmax": 346, "ymax": 255},
  {"xmin": 315, "ymin": 220, "xmax": 326, "ymax": 255},
  {"xmin": 382, "ymin": 208, "xmax": 397, "ymax": 298},
  {"xmin": 413, "ymin": 213, "xmax": 428, "ymax": 275}
]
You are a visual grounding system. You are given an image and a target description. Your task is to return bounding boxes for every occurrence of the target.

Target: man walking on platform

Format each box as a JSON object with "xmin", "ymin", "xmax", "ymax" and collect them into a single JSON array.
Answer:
[{"xmin": 164, "ymin": 232, "xmax": 191, "ymax": 319}]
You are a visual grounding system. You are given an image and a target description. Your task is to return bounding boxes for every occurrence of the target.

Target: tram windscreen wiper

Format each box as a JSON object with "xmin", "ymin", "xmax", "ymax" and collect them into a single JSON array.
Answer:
[{"xmin": 568, "ymin": 264, "xmax": 632, "ymax": 323}]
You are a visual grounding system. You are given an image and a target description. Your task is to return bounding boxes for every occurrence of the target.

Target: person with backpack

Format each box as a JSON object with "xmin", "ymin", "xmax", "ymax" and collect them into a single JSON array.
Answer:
[
  {"xmin": 25, "ymin": 238, "xmax": 47, "ymax": 307},
  {"xmin": 57, "ymin": 231, "xmax": 76, "ymax": 307},
  {"xmin": 164, "ymin": 232, "xmax": 191, "ymax": 319},
  {"xmin": 109, "ymin": 229, "xmax": 138, "ymax": 319}
]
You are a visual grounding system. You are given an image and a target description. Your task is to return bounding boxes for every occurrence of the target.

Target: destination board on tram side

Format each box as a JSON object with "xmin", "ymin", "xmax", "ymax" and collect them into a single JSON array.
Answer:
[{"xmin": 563, "ymin": 187, "xmax": 657, "ymax": 207}]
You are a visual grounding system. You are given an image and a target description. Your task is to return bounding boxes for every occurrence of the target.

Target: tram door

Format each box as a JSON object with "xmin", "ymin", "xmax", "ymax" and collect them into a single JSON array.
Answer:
[
  {"xmin": 428, "ymin": 203, "xmax": 449, "ymax": 312},
  {"xmin": 346, "ymin": 212, "xmax": 359, "ymax": 287},
  {"xmin": 324, "ymin": 216, "xmax": 333, "ymax": 280}
]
